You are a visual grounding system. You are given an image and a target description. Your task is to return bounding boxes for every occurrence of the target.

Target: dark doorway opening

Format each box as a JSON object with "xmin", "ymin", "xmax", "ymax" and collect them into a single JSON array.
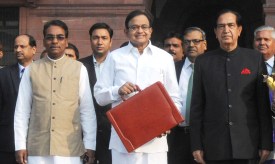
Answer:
[
  {"xmin": 151, "ymin": 0, "xmax": 264, "ymax": 51},
  {"xmin": 0, "ymin": 7, "xmax": 19, "ymax": 67}
]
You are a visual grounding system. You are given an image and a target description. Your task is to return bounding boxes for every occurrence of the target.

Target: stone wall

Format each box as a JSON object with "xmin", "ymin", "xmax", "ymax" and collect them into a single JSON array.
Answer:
[{"xmin": 2, "ymin": 0, "xmax": 153, "ymax": 59}]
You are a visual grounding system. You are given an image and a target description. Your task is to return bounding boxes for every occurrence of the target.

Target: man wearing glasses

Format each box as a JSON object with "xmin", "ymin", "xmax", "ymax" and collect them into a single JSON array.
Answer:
[
  {"xmin": 94, "ymin": 10, "xmax": 181, "ymax": 164},
  {"xmin": 14, "ymin": 20, "xmax": 97, "ymax": 164},
  {"xmin": 168, "ymin": 27, "xmax": 206, "ymax": 164},
  {"xmin": 190, "ymin": 9, "xmax": 273, "ymax": 164}
]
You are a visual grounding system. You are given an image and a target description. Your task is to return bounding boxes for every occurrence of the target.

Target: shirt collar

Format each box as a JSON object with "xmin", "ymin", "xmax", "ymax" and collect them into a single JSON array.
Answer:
[
  {"xmin": 183, "ymin": 57, "xmax": 193, "ymax": 69},
  {"xmin": 266, "ymin": 55, "xmax": 274, "ymax": 68},
  {"xmin": 47, "ymin": 54, "xmax": 65, "ymax": 62},
  {"xmin": 18, "ymin": 63, "xmax": 25, "ymax": 72},
  {"xmin": 92, "ymin": 53, "xmax": 109, "ymax": 64},
  {"xmin": 93, "ymin": 55, "xmax": 97, "ymax": 64},
  {"xmin": 125, "ymin": 40, "xmax": 153, "ymax": 55}
]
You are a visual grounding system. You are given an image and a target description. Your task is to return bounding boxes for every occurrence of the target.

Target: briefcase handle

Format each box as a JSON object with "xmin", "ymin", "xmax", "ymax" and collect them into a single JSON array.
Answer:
[{"xmin": 121, "ymin": 85, "xmax": 141, "ymax": 101}]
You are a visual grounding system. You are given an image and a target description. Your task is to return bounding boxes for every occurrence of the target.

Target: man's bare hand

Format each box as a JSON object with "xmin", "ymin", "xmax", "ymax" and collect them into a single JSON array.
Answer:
[
  {"xmin": 15, "ymin": 150, "xmax": 27, "ymax": 164},
  {"xmin": 82, "ymin": 149, "xmax": 95, "ymax": 164},
  {"xmin": 193, "ymin": 150, "xmax": 206, "ymax": 164},
  {"xmin": 259, "ymin": 149, "xmax": 270, "ymax": 164},
  {"xmin": 118, "ymin": 82, "xmax": 137, "ymax": 96}
]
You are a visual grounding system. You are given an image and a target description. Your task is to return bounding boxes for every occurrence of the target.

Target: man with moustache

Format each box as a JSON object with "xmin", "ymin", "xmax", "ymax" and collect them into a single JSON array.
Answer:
[
  {"xmin": 79, "ymin": 22, "xmax": 113, "ymax": 164},
  {"xmin": 0, "ymin": 34, "xmax": 36, "ymax": 164},
  {"xmin": 94, "ymin": 10, "xmax": 181, "ymax": 164},
  {"xmin": 163, "ymin": 31, "xmax": 184, "ymax": 62},
  {"xmin": 14, "ymin": 20, "xmax": 97, "ymax": 164},
  {"xmin": 190, "ymin": 9, "xmax": 272, "ymax": 164},
  {"xmin": 168, "ymin": 27, "xmax": 207, "ymax": 164},
  {"xmin": 254, "ymin": 25, "xmax": 275, "ymax": 164}
]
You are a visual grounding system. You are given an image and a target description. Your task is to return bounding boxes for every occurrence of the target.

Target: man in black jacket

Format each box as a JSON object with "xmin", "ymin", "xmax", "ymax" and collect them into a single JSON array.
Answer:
[
  {"xmin": 0, "ymin": 34, "xmax": 36, "ymax": 164},
  {"xmin": 79, "ymin": 22, "xmax": 113, "ymax": 164},
  {"xmin": 190, "ymin": 9, "xmax": 273, "ymax": 164}
]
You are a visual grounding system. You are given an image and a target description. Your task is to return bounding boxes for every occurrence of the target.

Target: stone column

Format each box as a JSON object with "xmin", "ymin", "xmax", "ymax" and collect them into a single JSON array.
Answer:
[{"xmin": 264, "ymin": 0, "xmax": 275, "ymax": 27}]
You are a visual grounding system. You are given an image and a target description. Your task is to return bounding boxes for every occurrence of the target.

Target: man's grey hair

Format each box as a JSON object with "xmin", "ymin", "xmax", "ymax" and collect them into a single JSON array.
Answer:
[
  {"xmin": 254, "ymin": 25, "xmax": 275, "ymax": 39},
  {"xmin": 183, "ymin": 27, "xmax": 206, "ymax": 40}
]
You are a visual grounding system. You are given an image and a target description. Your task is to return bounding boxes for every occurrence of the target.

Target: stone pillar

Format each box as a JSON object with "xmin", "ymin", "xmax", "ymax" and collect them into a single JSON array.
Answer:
[{"xmin": 264, "ymin": 0, "xmax": 275, "ymax": 27}]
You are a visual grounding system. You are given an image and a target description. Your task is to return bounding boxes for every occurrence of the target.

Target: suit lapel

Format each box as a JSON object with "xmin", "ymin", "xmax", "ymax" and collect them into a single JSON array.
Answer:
[
  {"xmin": 9, "ymin": 64, "xmax": 20, "ymax": 93},
  {"xmin": 85, "ymin": 56, "xmax": 97, "ymax": 94}
]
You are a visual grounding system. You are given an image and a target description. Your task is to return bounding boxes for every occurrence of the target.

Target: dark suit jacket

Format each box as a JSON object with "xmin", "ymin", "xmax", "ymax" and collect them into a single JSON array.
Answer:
[
  {"xmin": 190, "ymin": 47, "xmax": 273, "ymax": 160},
  {"xmin": 0, "ymin": 64, "xmax": 20, "ymax": 152},
  {"xmin": 79, "ymin": 55, "xmax": 112, "ymax": 162}
]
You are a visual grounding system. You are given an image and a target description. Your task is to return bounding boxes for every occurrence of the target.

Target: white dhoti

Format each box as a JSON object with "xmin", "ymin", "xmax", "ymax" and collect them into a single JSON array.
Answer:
[
  {"xmin": 112, "ymin": 149, "xmax": 167, "ymax": 164},
  {"xmin": 28, "ymin": 156, "xmax": 82, "ymax": 164}
]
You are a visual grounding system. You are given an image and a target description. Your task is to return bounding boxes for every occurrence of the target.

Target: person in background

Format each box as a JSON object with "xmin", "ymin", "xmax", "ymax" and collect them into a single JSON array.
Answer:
[
  {"xmin": 65, "ymin": 42, "xmax": 79, "ymax": 60},
  {"xmin": 14, "ymin": 20, "xmax": 97, "ymax": 164},
  {"xmin": 79, "ymin": 22, "xmax": 113, "ymax": 164},
  {"xmin": 40, "ymin": 49, "xmax": 47, "ymax": 59},
  {"xmin": 253, "ymin": 25, "xmax": 275, "ymax": 164},
  {"xmin": 0, "ymin": 42, "xmax": 4, "ymax": 68},
  {"xmin": 190, "ymin": 9, "xmax": 272, "ymax": 164},
  {"xmin": 0, "ymin": 34, "xmax": 36, "ymax": 164},
  {"xmin": 168, "ymin": 27, "xmax": 207, "ymax": 164},
  {"xmin": 163, "ymin": 31, "xmax": 184, "ymax": 62}
]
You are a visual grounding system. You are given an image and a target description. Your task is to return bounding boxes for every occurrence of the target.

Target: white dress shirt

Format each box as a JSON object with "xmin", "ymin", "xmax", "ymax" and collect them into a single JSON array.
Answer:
[
  {"xmin": 14, "ymin": 55, "xmax": 97, "ymax": 163},
  {"xmin": 93, "ymin": 55, "xmax": 105, "ymax": 78},
  {"xmin": 178, "ymin": 58, "xmax": 193, "ymax": 126},
  {"xmin": 265, "ymin": 55, "xmax": 274, "ymax": 75},
  {"xmin": 18, "ymin": 63, "xmax": 25, "ymax": 78},
  {"xmin": 94, "ymin": 41, "xmax": 182, "ymax": 153}
]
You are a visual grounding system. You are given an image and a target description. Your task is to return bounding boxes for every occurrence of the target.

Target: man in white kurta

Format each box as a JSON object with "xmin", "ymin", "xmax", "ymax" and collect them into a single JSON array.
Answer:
[
  {"xmin": 14, "ymin": 20, "xmax": 97, "ymax": 164},
  {"xmin": 94, "ymin": 10, "xmax": 181, "ymax": 164}
]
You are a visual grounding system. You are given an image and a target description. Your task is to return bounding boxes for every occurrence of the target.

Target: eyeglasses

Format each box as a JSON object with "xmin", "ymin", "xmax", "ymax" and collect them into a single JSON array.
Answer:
[
  {"xmin": 183, "ymin": 39, "xmax": 204, "ymax": 46},
  {"xmin": 128, "ymin": 25, "xmax": 151, "ymax": 32},
  {"xmin": 45, "ymin": 35, "xmax": 66, "ymax": 41}
]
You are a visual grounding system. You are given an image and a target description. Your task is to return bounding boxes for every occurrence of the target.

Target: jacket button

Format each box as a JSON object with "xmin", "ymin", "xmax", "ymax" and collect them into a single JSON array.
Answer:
[
  {"xmin": 229, "ymin": 122, "xmax": 233, "ymax": 126},
  {"xmin": 228, "ymin": 88, "xmax": 232, "ymax": 92},
  {"xmin": 228, "ymin": 104, "xmax": 232, "ymax": 108}
]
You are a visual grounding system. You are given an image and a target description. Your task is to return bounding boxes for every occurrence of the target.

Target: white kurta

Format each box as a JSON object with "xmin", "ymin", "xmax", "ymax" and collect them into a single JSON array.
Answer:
[
  {"xmin": 14, "ymin": 55, "xmax": 97, "ymax": 163},
  {"xmin": 94, "ymin": 41, "xmax": 182, "ymax": 162}
]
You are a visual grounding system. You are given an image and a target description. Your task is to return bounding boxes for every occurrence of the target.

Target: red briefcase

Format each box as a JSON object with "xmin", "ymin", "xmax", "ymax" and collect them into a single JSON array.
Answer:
[{"xmin": 106, "ymin": 81, "xmax": 184, "ymax": 152}]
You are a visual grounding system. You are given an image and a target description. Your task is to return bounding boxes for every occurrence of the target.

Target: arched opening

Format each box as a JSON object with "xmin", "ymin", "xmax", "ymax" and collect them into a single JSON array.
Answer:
[{"xmin": 151, "ymin": 0, "xmax": 264, "ymax": 51}]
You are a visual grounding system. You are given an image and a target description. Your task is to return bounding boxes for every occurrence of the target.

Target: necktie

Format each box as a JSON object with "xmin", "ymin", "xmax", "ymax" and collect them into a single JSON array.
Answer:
[
  {"xmin": 20, "ymin": 68, "xmax": 25, "ymax": 78},
  {"xmin": 185, "ymin": 63, "xmax": 194, "ymax": 125}
]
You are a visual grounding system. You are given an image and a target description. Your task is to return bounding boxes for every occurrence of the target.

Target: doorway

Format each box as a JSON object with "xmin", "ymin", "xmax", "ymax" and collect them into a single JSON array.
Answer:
[{"xmin": 151, "ymin": 0, "xmax": 264, "ymax": 51}]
